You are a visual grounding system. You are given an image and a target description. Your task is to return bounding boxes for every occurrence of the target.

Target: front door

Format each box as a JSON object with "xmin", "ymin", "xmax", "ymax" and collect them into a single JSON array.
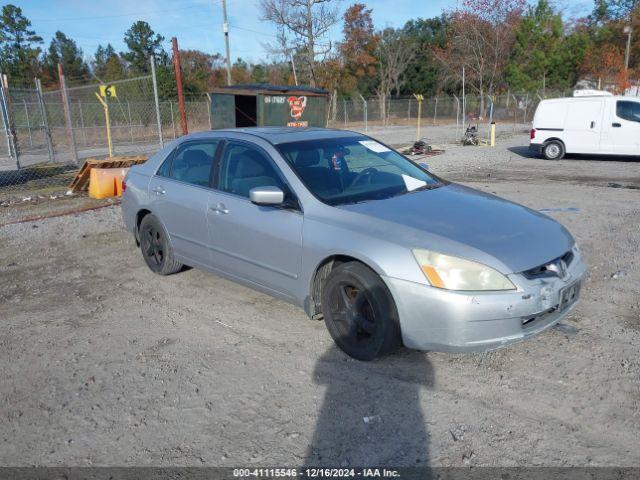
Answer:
[
  {"xmin": 610, "ymin": 99, "xmax": 640, "ymax": 155},
  {"xmin": 147, "ymin": 139, "xmax": 220, "ymax": 268},
  {"xmin": 564, "ymin": 99, "xmax": 605, "ymax": 154},
  {"xmin": 206, "ymin": 141, "xmax": 303, "ymax": 299}
]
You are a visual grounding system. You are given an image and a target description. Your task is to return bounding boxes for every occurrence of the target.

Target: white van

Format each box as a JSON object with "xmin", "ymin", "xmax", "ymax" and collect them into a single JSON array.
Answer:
[{"xmin": 530, "ymin": 91, "xmax": 640, "ymax": 159}]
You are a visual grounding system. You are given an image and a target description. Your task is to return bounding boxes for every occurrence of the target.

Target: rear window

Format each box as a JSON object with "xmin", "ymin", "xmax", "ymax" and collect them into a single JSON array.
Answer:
[{"xmin": 616, "ymin": 101, "xmax": 640, "ymax": 123}]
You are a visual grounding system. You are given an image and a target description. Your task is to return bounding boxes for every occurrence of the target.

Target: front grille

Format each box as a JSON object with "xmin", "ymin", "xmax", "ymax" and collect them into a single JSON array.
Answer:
[{"xmin": 521, "ymin": 250, "xmax": 573, "ymax": 280}]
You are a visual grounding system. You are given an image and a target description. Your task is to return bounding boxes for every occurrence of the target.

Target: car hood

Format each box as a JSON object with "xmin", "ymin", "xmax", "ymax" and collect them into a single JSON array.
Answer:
[{"xmin": 335, "ymin": 183, "xmax": 574, "ymax": 274}]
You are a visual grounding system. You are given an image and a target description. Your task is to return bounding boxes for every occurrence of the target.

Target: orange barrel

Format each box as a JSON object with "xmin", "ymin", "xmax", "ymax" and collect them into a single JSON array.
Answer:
[
  {"xmin": 114, "ymin": 168, "xmax": 130, "ymax": 197},
  {"xmin": 89, "ymin": 167, "xmax": 130, "ymax": 199}
]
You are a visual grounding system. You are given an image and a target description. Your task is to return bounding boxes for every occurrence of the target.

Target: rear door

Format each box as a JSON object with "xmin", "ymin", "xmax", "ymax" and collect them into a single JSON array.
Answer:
[
  {"xmin": 147, "ymin": 139, "xmax": 220, "ymax": 267},
  {"xmin": 610, "ymin": 99, "xmax": 640, "ymax": 155},
  {"xmin": 205, "ymin": 140, "xmax": 303, "ymax": 300},
  {"xmin": 564, "ymin": 99, "xmax": 605, "ymax": 154}
]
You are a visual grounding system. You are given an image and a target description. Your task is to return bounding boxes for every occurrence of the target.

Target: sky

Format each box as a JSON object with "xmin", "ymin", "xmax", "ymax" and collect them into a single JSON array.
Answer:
[{"xmin": 15, "ymin": 0, "xmax": 593, "ymax": 66}]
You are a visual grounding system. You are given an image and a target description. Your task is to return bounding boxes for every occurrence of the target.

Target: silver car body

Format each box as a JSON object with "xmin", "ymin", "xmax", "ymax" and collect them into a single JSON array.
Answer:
[{"xmin": 122, "ymin": 128, "xmax": 586, "ymax": 353}]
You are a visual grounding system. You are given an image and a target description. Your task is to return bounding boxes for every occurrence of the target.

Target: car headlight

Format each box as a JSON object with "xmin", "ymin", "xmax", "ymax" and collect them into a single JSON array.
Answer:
[{"xmin": 412, "ymin": 249, "xmax": 516, "ymax": 291}]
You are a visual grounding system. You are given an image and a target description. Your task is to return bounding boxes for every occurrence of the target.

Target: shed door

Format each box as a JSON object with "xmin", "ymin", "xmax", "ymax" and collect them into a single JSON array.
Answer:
[{"xmin": 210, "ymin": 93, "xmax": 236, "ymax": 130}]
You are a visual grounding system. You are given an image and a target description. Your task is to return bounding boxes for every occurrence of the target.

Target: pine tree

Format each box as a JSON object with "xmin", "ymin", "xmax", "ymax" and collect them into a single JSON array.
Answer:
[
  {"xmin": 93, "ymin": 44, "xmax": 125, "ymax": 81},
  {"xmin": 42, "ymin": 31, "xmax": 89, "ymax": 86},
  {"xmin": 0, "ymin": 4, "xmax": 42, "ymax": 86},
  {"xmin": 121, "ymin": 21, "xmax": 165, "ymax": 74},
  {"xmin": 504, "ymin": 0, "xmax": 573, "ymax": 92}
]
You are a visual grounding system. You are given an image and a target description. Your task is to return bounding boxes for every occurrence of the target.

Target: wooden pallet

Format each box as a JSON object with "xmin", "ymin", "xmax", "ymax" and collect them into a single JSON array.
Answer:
[{"xmin": 67, "ymin": 155, "xmax": 148, "ymax": 193}]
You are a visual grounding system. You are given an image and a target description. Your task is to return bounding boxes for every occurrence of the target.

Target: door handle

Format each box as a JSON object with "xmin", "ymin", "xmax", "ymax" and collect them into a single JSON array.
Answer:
[
  {"xmin": 590, "ymin": 121, "xmax": 595, "ymax": 128},
  {"xmin": 209, "ymin": 203, "xmax": 229, "ymax": 214},
  {"xmin": 612, "ymin": 123, "xmax": 622, "ymax": 128},
  {"xmin": 152, "ymin": 186, "xmax": 166, "ymax": 195}
]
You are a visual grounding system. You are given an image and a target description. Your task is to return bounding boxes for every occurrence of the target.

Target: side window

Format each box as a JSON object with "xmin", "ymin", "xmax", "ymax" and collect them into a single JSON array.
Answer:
[
  {"xmin": 156, "ymin": 151, "xmax": 173, "ymax": 178},
  {"xmin": 168, "ymin": 141, "xmax": 219, "ymax": 187},
  {"xmin": 217, "ymin": 143, "xmax": 285, "ymax": 198},
  {"xmin": 616, "ymin": 101, "xmax": 640, "ymax": 123}
]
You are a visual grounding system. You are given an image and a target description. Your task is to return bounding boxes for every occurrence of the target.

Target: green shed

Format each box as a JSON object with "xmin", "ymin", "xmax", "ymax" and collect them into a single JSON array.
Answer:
[{"xmin": 208, "ymin": 84, "xmax": 329, "ymax": 130}]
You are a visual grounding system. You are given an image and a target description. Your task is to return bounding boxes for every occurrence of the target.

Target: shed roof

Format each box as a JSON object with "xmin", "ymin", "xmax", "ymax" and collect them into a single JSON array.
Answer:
[{"xmin": 209, "ymin": 83, "xmax": 329, "ymax": 97}]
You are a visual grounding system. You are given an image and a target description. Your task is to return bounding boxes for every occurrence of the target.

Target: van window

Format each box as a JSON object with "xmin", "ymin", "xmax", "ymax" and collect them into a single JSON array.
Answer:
[{"xmin": 616, "ymin": 101, "xmax": 640, "ymax": 123}]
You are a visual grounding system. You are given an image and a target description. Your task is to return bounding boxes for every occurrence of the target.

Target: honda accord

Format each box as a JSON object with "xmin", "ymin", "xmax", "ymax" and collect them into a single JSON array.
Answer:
[{"xmin": 121, "ymin": 128, "xmax": 586, "ymax": 360}]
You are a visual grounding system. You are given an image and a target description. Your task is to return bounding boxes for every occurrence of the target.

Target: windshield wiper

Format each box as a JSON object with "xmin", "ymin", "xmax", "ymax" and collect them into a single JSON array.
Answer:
[{"xmin": 408, "ymin": 183, "xmax": 442, "ymax": 193}]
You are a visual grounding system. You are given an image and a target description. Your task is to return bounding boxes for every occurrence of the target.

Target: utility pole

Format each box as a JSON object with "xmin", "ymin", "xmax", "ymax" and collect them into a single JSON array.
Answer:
[
  {"xmin": 624, "ymin": 26, "xmax": 633, "ymax": 71},
  {"xmin": 221, "ymin": 0, "xmax": 232, "ymax": 85}
]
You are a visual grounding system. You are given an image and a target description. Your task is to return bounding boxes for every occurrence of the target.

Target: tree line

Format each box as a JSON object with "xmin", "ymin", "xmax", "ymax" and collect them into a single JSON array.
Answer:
[{"xmin": 0, "ymin": 0, "xmax": 638, "ymax": 102}]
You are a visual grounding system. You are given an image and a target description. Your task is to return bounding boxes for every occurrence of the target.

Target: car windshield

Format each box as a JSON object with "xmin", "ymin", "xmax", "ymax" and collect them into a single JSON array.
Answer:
[{"xmin": 276, "ymin": 136, "xmax": 442, "ymax": 206}]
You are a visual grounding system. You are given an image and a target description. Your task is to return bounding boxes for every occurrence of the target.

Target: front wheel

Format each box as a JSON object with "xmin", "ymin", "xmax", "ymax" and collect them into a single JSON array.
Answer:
[
  {"xmin": 321, "ymin": 262, "xmax": 401, "ymax": 361},
  {"xmin": 139, "ymin": 214, "xmax": 183, "ymax": 275},
  {"xmin": 543, "ymin": 140, "xmax": 565, "ymax": 160}
]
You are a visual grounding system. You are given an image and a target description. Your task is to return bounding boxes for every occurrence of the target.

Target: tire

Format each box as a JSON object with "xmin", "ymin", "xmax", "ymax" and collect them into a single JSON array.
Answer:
[
  {"xmin": 139, "ymin": 214, "xmax": 183, "ymax": 275},
  {"xmin": 321, "ymin": 262, "xmax": 401, "ymax": 361},
  {"xmin": 543, "ymin": 140, "xmax": 565, "ymax": 160}
]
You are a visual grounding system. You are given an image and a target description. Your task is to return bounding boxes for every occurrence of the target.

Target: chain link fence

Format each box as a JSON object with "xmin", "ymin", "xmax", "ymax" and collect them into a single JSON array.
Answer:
[
  {"xmin": 0, "ymin": 75, "xmax": 164, "ymax": 226},
  {"xmin": 326, "ymin": 94, "xmax": 538, "ymax": 145},
  {"xmin": 2, "ymin": 83, "xmax": 628, "ymax": 225}
]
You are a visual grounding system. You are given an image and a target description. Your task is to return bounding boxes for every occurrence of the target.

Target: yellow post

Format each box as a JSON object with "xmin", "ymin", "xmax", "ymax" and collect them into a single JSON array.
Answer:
[
  {"xmin": 94, "ymin": 92, "xmax": 113, "ymax": 157},
  {"xmin": 490, "ymin": 121, "xmax": 496, "ymax": 147},
  {"xmin": 413, "ymin": 94, "xmax": 424, "ymax": 141}
]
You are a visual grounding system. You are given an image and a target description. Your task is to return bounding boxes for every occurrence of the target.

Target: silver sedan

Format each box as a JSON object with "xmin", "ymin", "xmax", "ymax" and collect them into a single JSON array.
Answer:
[{"xmin": 121, "ymin": 127, "xmax": 586, "ymax": 360}]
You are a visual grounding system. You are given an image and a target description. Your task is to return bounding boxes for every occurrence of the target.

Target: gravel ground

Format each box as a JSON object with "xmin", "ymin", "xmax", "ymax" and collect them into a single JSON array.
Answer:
[{"xmin": 1, "ymin": 134, "xmax": 639, "ymax": 467}]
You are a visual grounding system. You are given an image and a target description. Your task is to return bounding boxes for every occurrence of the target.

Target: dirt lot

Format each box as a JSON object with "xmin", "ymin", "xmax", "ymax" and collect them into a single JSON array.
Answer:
[{"xmin": 1, "ymin": 134, "xmax": 639, "ymax": 467}]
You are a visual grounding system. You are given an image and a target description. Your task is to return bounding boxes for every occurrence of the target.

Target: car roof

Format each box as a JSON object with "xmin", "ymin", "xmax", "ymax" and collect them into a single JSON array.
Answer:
[{"xmin": 185, "ymin": 127, "xmax": 365, "ymax": 145}]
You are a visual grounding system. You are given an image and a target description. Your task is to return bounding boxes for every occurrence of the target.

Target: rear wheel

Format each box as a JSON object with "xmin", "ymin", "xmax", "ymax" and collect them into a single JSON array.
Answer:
[
  {"xmin": 321, "ymin": 262, "xmax": 401, "ymax": 361},
  {"xmin": 139, "ymin": 214, "xmax": 182, "ymax": 275},
  {"xmin": 543, "ymin": 140, "xmax": 565, "ymax": 160}
]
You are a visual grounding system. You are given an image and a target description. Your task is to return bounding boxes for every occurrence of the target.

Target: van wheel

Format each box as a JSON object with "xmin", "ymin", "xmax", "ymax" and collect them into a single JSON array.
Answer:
[
  {"xmin": 321, "ymin": 262, "xmax": 401, "ymax": 361},
  {"xmin": 543, "ymin": 140, "xmax": 564, "ymax": 160}
]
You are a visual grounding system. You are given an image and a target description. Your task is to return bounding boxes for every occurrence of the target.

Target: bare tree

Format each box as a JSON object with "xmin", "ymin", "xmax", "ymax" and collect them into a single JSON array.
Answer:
[
  {"xmin": 433, "ymin": 0, "xmax": 525, "ymax": 115},
  {"xmin": 260, "ymin": 0, "xmax": 338, "ymax": 86},
  {"xmin": 376, "ymin": 28, "xmax": 416, "ymax": 124}
]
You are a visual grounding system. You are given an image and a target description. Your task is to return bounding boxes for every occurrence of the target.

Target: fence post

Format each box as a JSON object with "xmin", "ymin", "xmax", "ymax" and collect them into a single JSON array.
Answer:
[
  {"xmin": 126, "ymin": 100, "xmax": 134, "ymax": 144},
  {"xmin": 486, "ymin": 95, "xmax": 495, "ymax": 143},
  {"xmin": 0, "ymin": 81, "xmax": 19, "ymax": 169},
  {"xmin": 170, "ymin": 102, "xmax": 176, "ymax": 140},
  {"xmin": 23, "ymin": 100, "xmax": 33, "ymax": 147},
  {"xmin": 150, "ymin": 55, "xmax": 164, "ymax": 149},
  {"xmin": 433, "ymin": 97, "xmax": 438, "ymax": 125},
  {"xmin": 78, "ymin": 100, "xmax": 87, "ymax": 146},
  {"xmin": 35, "ymin": 78, "xmax": 55, "ymax": 163},
  {"xmin": 57, "ymin": 64, "xmax": 78, "ymax": 165},
  {"xmin": 358, "ymin": 94, "xmax": 367, "ymax": 132},
  {"xmin": 343, "ymin": 99, "xmax": 347, "ymax": 128},
  {"xmin": 511, "ymin": 94, "xmax": 517, "ymax": 132},
  {"xmin": 407, "ymin": 98, "xmax": 411, "ymax": 124},
  {"xmin": 171, "ymin": 37, "xmax": 188, "ymax": 135},
  {"xmin": 486, "ymin": 95, "xmax": 494, "ymax": 123},
  {"xmin": 453, "ymin": 94, "xmax": 460, "ymax": 140},
  {"xmin": 206, "ymin": 94, "xmax": 213, "ymax": 129}
]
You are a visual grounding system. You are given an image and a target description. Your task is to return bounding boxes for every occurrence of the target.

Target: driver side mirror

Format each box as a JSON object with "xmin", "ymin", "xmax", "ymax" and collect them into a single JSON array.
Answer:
[{"xmin": 249, "ymin": 186, "xmax": 284, "ymax": 205}]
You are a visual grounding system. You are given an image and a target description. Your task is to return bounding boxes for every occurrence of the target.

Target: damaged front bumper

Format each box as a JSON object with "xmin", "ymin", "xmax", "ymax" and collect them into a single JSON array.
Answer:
[{"xmin": 382, "ymin": 249, "xmax": 587, "ymax": 353}]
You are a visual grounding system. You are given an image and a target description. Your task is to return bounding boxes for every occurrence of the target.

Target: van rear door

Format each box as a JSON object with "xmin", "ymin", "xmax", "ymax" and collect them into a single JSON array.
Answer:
[{"xmin": 564, "ymin": 99, "xmax": 605, "ymax": 154}]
